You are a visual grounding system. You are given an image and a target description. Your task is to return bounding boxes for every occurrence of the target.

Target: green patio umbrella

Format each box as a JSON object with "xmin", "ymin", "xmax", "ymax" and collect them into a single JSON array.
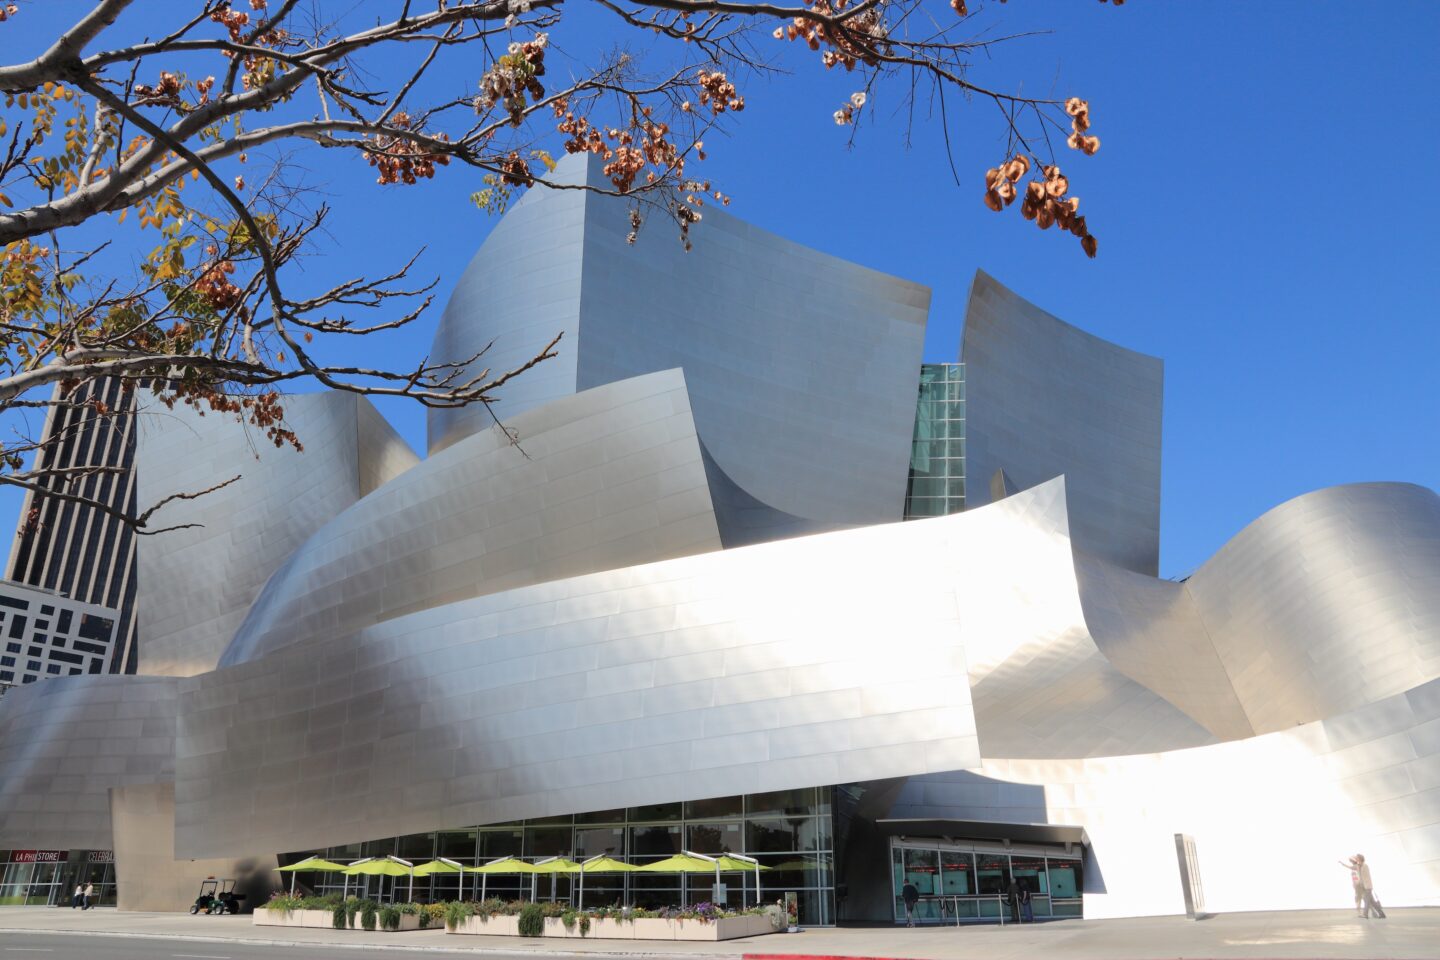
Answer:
[
  {"xmin": 275, "ymin": 856, "xmax": 350, "ymax": 895},
  {"xmin": 342, "ymin": 856, "xmax": 415, "ymax": 902},
  {"xmin": 532, "ymin": 857, "xmax": 581, "ymax": 902},
  {"xmin": 578, "ymin": 855, "xmax": 638, "ymax": 910},
  {"xmin": 636, "ymin": 851, "xmax": 720, "ymax": 908},
  {"xmin": 413, "ymin": 858, "xmax": 466, "ymax": 902},
  {"xmin": 470, "ymin": 857, "xmax": 537, "ymax": 902},
  {"xmin": 715, "ymin": 854, "xmax": 770, "ymax": 907}
]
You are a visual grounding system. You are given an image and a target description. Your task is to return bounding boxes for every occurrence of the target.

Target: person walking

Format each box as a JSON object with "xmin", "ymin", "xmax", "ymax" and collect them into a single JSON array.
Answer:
[
  {"xmin": 81, "ymin": 882, "xmax": 94, "ymax": 910},
  {"xmin": 901, "ymin": 879, "xmax": 920, "ymax": 927},
  {"xmin": 1006, "ymin": 878, "xmax": 1020, "ymax": 924},
  {"xmin": 71, "ymin": 883, "xmax": 83, "ymax": 909},
  {"xmin": 1019, "ymin": 882, "xmax": 1033, "ymax": 923},
  {"xmin": 1338, "ymin": 854, "xmax": 1380, "ymax": 918}
]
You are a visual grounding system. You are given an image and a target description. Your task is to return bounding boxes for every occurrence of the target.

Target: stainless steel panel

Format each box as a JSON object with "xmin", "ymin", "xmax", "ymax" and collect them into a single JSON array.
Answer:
[
  {"xmin": 0, "ymin": 674, "xmax": 178, "ymax": 849},
  {"xmin": 218, "ymin": 369, "xmax": 722, "ymax": 668},
  {"xmin": 134, "ymin": 394, "xmax": 418, "ymax": 677},
  {"xmin": 961, "ymin": 269, "xmax": 1163, "ymax": 574},
  {"xmin": 426, "ymin": 153, "xmax": 928, "ymax": 532}
]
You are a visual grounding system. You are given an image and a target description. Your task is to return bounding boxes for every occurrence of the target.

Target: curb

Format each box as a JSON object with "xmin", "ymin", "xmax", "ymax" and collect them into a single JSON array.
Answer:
[{"xmin": 0, "ymin": 927, "xmax": 743, "ymax": 958}]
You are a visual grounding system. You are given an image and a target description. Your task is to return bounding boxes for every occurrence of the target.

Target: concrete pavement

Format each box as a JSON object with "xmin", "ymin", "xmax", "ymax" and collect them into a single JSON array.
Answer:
[{"xmin": 2, "ymin": 906, "xmax": 1439, "ymax": 959}]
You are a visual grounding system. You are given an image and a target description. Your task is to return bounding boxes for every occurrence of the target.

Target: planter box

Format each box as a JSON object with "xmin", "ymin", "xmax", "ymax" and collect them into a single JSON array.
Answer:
[
  {"xmin": 451, "ymin": 914, "xmax": 521, "ymax": 936},
  {"xmin": 255, "ymin": 909, "xmax": 425, "ymax": 931},
  {"xmin": 255, "ymin": 909, "xmax": 334, "ymax": 928},
  {"xmin": 447, "ymin": 912, "xmax": 775, "ymax": 941}
]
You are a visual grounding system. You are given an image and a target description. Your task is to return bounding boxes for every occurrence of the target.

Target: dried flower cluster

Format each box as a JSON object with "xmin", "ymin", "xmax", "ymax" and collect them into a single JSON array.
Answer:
[
  {"xmin": 834, "ymin": 91, "xmax": 866, "ymax": 125},
  {"xmin": 158, "ymin": 384, "xmax": 300, "ymax": 451},
  {"xmin": 694, "ymin": 71, "xmax": 744, "ymax": 115},
  {"xmin": 554, "ymin": 99, "xmax": 700, "ymax": 198},
  {"xmin": 477, "ymin": 35, "xmax": 548, "ymax": 127},
  {"xmin": 1065, "ymin": 97, "xmax": 1100, "ymax": 155},
  {"xmin": 195, "ymin": 260, "xmax": 242, "ymax": 312},
  {"xmin": 0, "ymin": 4, "xmax": 19, "ymax": 23},
  {"xmin": 949, "ymin": 0, "xmax": 968, "ymax": 15},
  {"xmin": 133, "ymin": 72, "xmax": 183, "ymax": 108},
  {"xmin": 984, "ymin": 155, "xmax": 1098, "ymax": 258},
  {"xmin": 364, "ymin": 112, "xmax": 451, "ymax": 185},
  {"xmin": 772, "ymin": 0, "xmax": 888, "ymax": 71}
]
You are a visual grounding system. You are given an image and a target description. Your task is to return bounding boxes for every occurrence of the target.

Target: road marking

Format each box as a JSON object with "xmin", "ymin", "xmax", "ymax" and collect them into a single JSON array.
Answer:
[
  {"xmin": 171, "ymin": 955, "xmax": 231, "ymax": 959},
  {"xmin": 5, "ymin": 950, "xmax": 55, "ymax": 953}
]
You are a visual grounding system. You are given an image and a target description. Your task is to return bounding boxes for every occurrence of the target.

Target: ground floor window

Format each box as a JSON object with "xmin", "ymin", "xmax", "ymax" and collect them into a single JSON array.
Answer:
[
  {"xmin": 891, "ymin": 839, "xmax": 1081, "ymax": 923},
  {"xmin": 287, "ymin": 788, "xmax": 838, "ymax": 925},
  {"xmin": 0, "ymin": 850, "xmax": 115, "ymax": 906}
]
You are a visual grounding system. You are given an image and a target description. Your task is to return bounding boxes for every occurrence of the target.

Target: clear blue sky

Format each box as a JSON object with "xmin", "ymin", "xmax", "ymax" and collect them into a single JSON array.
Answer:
[{"xmin": 4, "ymin": 2, "xmax": 1438, "ymax": 578}]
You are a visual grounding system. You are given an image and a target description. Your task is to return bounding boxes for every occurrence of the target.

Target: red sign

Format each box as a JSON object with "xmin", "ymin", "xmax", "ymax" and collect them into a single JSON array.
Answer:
[{"xmin": 12, "ymin": 850, "xmax": 65, "ymax": 863}]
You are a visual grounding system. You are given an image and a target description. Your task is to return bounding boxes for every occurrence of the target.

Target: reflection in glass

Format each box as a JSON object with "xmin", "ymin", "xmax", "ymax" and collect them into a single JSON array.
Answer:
[
  {"xmin": 939, "ymin": 850, "xmax": 973, "ymax": 894},
  {"xmin": 1048, "ymin": 858, "xmax": 1081, "ymax": 898},
  {"xmin": 975, "ymin": 853, "xmax": 1008, "ymax": 895},
  {"xmin": 687, "ymin": 821, "xmax": 743, "ymax": 854}
]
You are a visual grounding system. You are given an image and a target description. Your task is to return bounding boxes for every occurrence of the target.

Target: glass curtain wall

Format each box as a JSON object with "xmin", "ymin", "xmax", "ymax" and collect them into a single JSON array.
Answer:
[
  {"xmin": 889, "ymin": 840, "xmax": 1082, "ymax": 923},
  {"xmin": 302, "ymin": 787, "xmax": 836, "ymax": 925},
  {"xmin": 904, "ymin": 364, "xmax": 965, "ymax": 519},
  {"xmin": 0, "ymin": 851, "xmax": 115, "ymax": 906}
]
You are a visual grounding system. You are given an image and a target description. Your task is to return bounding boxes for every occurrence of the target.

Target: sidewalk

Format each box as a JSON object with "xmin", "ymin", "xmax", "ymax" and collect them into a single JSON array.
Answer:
[{"xmin": 2, "ymin": 906, "xmax": 1439, "ymax": 959}]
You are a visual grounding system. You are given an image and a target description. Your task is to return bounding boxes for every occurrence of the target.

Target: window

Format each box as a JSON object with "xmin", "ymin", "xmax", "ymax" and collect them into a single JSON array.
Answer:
[
  {"xmin": 0, "ymin": 656, "xmax": 12, "ymax": 668},
  {"xmin": 50, "ymin": 651, "xmax": 83, "ymax": 666},
  {"xmin": 87, "ymin": 659, "xmax": 103, "ymax": 674},
  {"xmin": 4, "ymin": 643, "xmax": 18, "ymax": 654},
  {"xmin": 34, "ymin": 621, "xmax": 49, "ymax": 632},
  {"xmin": 40, "ymin": 605, "xmax": 54, "ymax": 616},
  {"xmin": 77, "ymin": 615, "xmax": 114, "ymax": 643},
  {"xmin": 26, "ymin": 660, "xmax": 40, "ymax": 672},
  {"xmin": 0, "ymin": 595, "xmax": 29, "ymax": 611},
  {"xmin": 8, "ymin": 616, "xmax": 27, "ymax": 639},
  {"xmin": 27, "ymin": 647, "xmax": 41, "ymax": 658},
  {"xmin": 0, "ymin": 670, "xmax": 11, "ymax": 682},
  {"xmin": 57, "ymin": 610, "xmax": 72, "ymax": 634},
  {"xmin": 46, "ymin": 664, "xmax": 61, "ymax": 675}
]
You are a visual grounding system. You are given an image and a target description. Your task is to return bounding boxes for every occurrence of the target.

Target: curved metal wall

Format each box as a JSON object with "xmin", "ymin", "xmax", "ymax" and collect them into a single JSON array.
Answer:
[
  {"xmin": 893, "ymin": 675, "xmax": 1440, "ymax": 916},
  {"xmin": 0, "ymin": 674, "xmax": 178, "ymax": 850},
  {"xmin": 176, "ymin": 492, "xmax": 992, "ymax": 860},
  {"xmin": 426, "ymin": 171, "xmax": 586, "ymax": 455},
  {"xmin": 1184, "ymin": 481, "xmax": 1440, "ymax": 734},
  {"xmin": 218, "ymin": 369, "xmax": 722, "ymax": 668},
  {"xmin": 961, "ymin": 269, "xmax": 1164, "ymax": 575},
  {"xmin": 952, "ymin": 478, "xmax": 1217, "ymax": 759},
  {"xmin": 427, "ymin": 153, "xmax": 929, "ymax": 529},
  {"xmin": 134, "ymin": 393, "xmax": 418, "ymax": 677}
]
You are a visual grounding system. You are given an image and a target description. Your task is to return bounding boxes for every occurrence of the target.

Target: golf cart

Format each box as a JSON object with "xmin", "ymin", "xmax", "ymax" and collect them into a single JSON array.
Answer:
[{"xmin": 189, "ymin": 877, "xmax": 245, "ymax": 915}]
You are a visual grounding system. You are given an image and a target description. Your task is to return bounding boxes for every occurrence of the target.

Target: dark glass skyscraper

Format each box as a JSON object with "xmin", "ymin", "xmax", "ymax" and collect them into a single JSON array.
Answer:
[{"xmin": 5, "ymin": 378, "xmax": 138, "ymax": 674}]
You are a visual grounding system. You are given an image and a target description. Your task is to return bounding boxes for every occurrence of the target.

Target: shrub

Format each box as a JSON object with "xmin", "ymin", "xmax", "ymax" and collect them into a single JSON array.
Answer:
[
  {"xmin": 443, "ymin": 900, "xmax": 473, "ymax": 931},
  {"xmin": 539, "ymin": 901, "xmax": 567, "ymax": 918},
  {"xmin": 345, "ymin": 897, "xmax": 363, "ymax": 928},
  {"xmin": 560, "ymin": 909, "xmax": 577, "ymax": 931},
  {"xmin": 517, "ymin": 902, "xmax": 545, "ymax": 937},
  {"xmin": 265, "ymin": 892, "xmax": 302, "ymax": 912},
  {"xmin": 332, "ymin": 904, "xmax": 347, "ymax": 929},
  {"xmin": 578, "ymin": 913, "xmax": 591, "ymax": 936},
  {"xmin": 379, "ymin": 905, "xmax": 401, "ymax": 931},
  {"xmin": 360, "ymin": 900, "xmax": 378, "ymax": 931},
  {"xmin": 398, "ymin": 902, "xmax": 420, "ymax": 915}
]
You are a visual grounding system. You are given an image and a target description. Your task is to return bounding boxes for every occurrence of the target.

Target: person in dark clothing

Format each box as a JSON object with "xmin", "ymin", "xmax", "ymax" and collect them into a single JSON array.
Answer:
[
  {"xmin": 901, "ymin": 880, "xmax": 920, "ymax": 927},
  {"xmin": 1006, "ymin": 878, "xmax": 1020, "ymax": 924},
  {"xmin": 1018, "ymin": 883, "xmax": 1033, "ymax": 922}
]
